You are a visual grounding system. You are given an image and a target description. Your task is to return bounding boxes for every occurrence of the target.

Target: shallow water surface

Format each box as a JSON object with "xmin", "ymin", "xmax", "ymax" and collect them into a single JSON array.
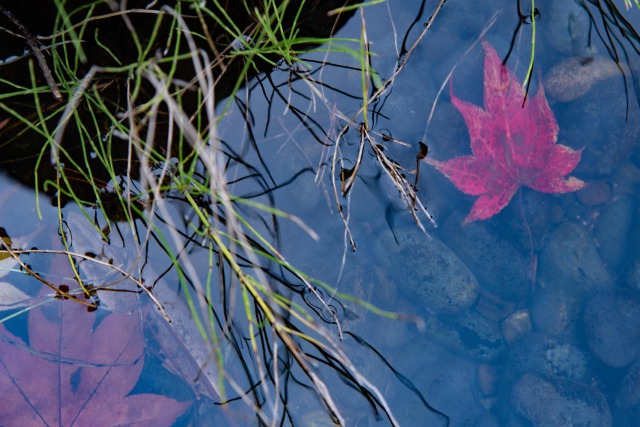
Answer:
[
  {"xmin": 216, "ymin": 0, "xmax": 640, "ymax": 425},
  {"xmin": 2, "ymin": 0, "xmax": 640, "ymax": 426}
]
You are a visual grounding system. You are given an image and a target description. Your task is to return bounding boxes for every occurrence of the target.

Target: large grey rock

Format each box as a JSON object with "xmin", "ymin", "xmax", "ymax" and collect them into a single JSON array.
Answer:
[
  {"xmin": 545, "ymin": 56, "xmax": 624, "ymax": 102},
  {"xmin": 511, "ymin": 373, "xmax": 612, "ymax": 427},
  {"xmin": 501, "ymin": 310, "xmax": 532, "ymax": 345},
  {"xmin": 594, "ymin": 195, "xmax": 636, "ymax": 271},
  {"xmin": 584, "ymin": 290, "xmax": 640, "ymax": 368},
  {"xmin": 544, "ymin": 0, "xmax": 591, "ymax": 55},
  {"xmin": 530, "ymin": 285, "xmax": 583, "ymax": 338},
  {"xmin": 505, "ymin": 334, "xmax": 590, "ymax": 384},
  {"xmin": 396, "ymin": 336, "xmax": 498, "ymax": 426},
  {"xmin": 440, "ymin": 217, "xmax": 530, "ymax": 302},
  {"xmin": 391, "ymin": 230, "xmax": 479, "ymax": 313},
  {"xmin": 562, "ymin": 83, "xmax": 640, "ymax": 178},
  {"xmin": 422, "ymin": 310, "xmax": 505, "ymax": 362},
  {"xmin": 538, "ymin": 222, "xmax": 612, "ymax": 290},
  {"xmin": 616, "ymin": 358, "xmax": 640, "ymax": 426},
  {"xmin": 534, "ymin": 222, "xmax": 612, "ymax": 337}
]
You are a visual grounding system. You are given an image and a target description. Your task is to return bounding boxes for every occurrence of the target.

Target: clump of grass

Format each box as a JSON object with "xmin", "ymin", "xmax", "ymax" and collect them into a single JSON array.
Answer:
[
  {"xmin": 0, "ymin": 0, "xmax": 453, "ymax": 424},
  {"xmin": 625, "ymin": 0, "xmax": 640, "ymax": 10}
]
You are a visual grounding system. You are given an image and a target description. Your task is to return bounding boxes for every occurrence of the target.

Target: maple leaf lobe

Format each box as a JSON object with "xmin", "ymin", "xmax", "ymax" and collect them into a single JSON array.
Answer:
[
  {"xmin": 426, "ymin": 40, "xmax": 585, "ymax": 224},
  {"xmin": 0, "ymin": 301, "xmax": 190, "ymax": 426}
]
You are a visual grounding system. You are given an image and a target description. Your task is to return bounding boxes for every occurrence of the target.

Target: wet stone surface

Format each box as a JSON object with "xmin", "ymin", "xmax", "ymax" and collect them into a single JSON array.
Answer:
[
  {"xmin": 386, "ymin": 230, "xmax": 479, "ymax": 314},
  {"xmin": 576, "ymin": 179, "xmax": 612, "ymax": 207},
  {"xmin": 545, "ymin": 55, "xmax": 624, "ymax": 103},
  {"xmin": 439, "ymin": 217, "xmax": 531, "ymax": 302},
  {"xmin": 503, "ymin": 334, "xmax": 590, "ymax": 385},
  {"xmin": 537, "ymin": 221, "xmax": 612, "ymax": 291},
  {"xmin": 511, "ymin": 373, "xmax": 612, "ymax": 427},
  {"xmin": 627, "ymin": 259, "xmax": 640, "ymax": 291},
  {"xmin": 533, "ymin": 221, "xmax": 613, "ymax": 339},
  {"xmin": 613, "ymin": 161, "xmax": 640, "ymax": 195},
  {"xmin": 563, "ymin": 83, "xmax": 640, "ymax": 178},
  {"xmin": 396, "ymin": 336, "xmax": 499, "ymax": 426},
  {"xmin": 616, "ymin": 358, "xmax": 640, "ymax": 425},
  {"xmin": 594, "ymin": 195, "xmax": 636, "ymax": 272},
  {"xmin": 530, "ymin": 285, "xmax": 583, "ymax": 338},
  {"xmin": 501, "ymin": 190, "xmax": 552, "ymax": 257},
  {"xmin": 501, "ymin": 310, "xmax": 532, "ymax": 346},
  {"xmin": 583, "ymin": 290, "xmax": 640, "ymax": 368},
  {"xmin": 339, "ymin": 265, "xmax": 410, "ymax": 350},
  {"xmin": 422, "ymin": 310, "xmax": 505, "ymax": 363},
  {"xmin": 544, "ymin": 0, "xmax": 591, "ymax": 55}
]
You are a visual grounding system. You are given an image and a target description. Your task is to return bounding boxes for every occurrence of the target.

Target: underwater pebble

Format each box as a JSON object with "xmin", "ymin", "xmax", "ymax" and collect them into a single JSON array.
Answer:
[
  {"xmin": 501, "ymin": 310, "xmax": 532, "ymax": 345},
  {"xmin": 440, "ymin": 217, "xmax": 530, "ymax": 302},
  {"xmin": 423, "ymin": 310, "xmax": 505, "ymax": 363},
  {"xmin": 584, "ymin": 290, "xmax": 640, "ymax": 368},
  {"xmin": 397, "ymin": 336, "xmax": 498, "ymax": 426},
  {"xmin": 534, "ymin": 222, "xmax": 612, "ymax": 339},
  {"xmin": 544, "ymin": 1, "xmax": 590, "ymax": 54},
  {"xmin": 475, "ymin": 289, "xmax": 516, "ymax": 322},
  {"xmin": 339, "ymin": 266, "xmax": 409, "ymax": 348},
  {"xmin": 299, "ymin": 409, "xmax": 336, "ymax": 427},
  {"xmin": 504, "ymin": 334, "xmax": 590, "ymax": 384},
  {"xmin": 545, "ymin": 56, "xmax": 624, "ymax": 102},
  {"xmin": 538, "ymin": 221, "xmax": 612, "ymax": 290},
  {"xmin": 435, "ymin": 0, "xmax": 511, "ymax": 42},
  {"xmin": 393, "ymin": 232, "xmax": 479, "ymax": 313},
  {"xmin": 542, "ymin": 342, "xmax": 589, "ymax": 382},
  {"xmin": 503, "ymin": 190, "xmax": 552, "ymax": 256},
  {"xmin": 274, "ymin": 170, "xmax": 323, "ymax": 215},
  {"xmin": 623, "ymin": 192, "xmax": 640, "ymax": 291},
  {"xmin": 627, "ymin": 259, "xmax": 640, "ymax": 291},
  {"xmin": 563, "ymin": 84, "xmax": 640, "ymax": 178},
  {"xmin": 576, "ymin": 180, "xmax": 611, "ymax": 206},
  {"xmin": 594, "ymin": 195, "xmax": 635, "ymax": 271},
  {"xmin": 477, "ymin": 364, "xmax": 498, "ymax": 396},
  {"xmin": 616, "ymin": 358, "xmax": 640, "ymax": 425},
  {"xmin": 530, "ymin": 286, "xmax": 582, "ymax": 337},
  {"xmin": 511, "ymin": 373, "xmax": 612, "ymax": 427},
  {"xmin": 613, "ymin": 161, "xmax": 640, "ymax": 194}
]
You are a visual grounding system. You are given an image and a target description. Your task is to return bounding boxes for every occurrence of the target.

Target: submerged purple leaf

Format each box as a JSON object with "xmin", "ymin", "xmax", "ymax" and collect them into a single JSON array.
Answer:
[
  {"xmin": 0, "ymin": 299, "xmax": 190, "ymax": 426},
  {"xmin": 425, "ymin": 41, "xmax": 585, "ymax": 224}
]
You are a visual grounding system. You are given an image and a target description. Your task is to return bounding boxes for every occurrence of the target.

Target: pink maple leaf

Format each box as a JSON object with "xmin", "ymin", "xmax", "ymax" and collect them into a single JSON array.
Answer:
[
  {"xmin": 0, "ymin": 300, "xmax": 190, "ymax": 426},
  {"xmin": 425, "ymin": 40, "xmax": 585, "ymax": 224}
]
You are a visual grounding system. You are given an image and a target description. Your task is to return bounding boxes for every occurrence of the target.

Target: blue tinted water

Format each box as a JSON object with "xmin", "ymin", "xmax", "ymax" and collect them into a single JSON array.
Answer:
[
  {"xmin": 213, "ymin": 0, "xmax": 640, "ymax": 425},
  {"xmin": 2, "ymin": 0, "xmax": 640, "ymax": 425}
]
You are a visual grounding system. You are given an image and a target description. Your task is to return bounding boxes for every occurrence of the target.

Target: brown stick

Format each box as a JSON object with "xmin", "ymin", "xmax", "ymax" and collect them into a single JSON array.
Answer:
[{"xmin": 0, "ymin": 6, "xmax": 63, "ymax": 100}]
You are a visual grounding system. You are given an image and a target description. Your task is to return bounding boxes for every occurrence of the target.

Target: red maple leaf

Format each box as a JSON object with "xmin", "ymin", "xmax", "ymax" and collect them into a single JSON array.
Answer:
[
  {"xmin": 0, "ymin": 300, "xmax": 190, "ymax": 426},
  {"xmin": 425, "ymin": 40, "xmax": 585, "ymax": 224}
]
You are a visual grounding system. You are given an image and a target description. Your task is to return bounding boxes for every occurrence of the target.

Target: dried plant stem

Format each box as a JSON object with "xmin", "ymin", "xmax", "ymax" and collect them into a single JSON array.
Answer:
[
  {"xmin": 0, "ymin": 6, "xmax": 62, "ymax": 100},
  {"xmin": 329, "ymin": 0, "xmax": 446, "ymax": 251}
]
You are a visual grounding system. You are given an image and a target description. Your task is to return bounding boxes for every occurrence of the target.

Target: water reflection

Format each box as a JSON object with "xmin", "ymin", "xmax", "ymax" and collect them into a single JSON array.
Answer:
[
  {"xmin": 2, "ymin": 0, "xmax": 640, "ymax": 425},
  {"xmin": 219, "ymin": 0, "xmax": 640, "ymax": 425}
]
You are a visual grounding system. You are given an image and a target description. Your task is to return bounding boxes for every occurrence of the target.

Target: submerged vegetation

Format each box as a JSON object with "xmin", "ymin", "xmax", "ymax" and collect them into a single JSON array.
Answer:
[
  {"xmin": 1, "ymin": 0, "xmax": 639, "ymax": 425},
  {"xmin": 0, "ymin": 0, "xmax": 446, "ymax": 424}
]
